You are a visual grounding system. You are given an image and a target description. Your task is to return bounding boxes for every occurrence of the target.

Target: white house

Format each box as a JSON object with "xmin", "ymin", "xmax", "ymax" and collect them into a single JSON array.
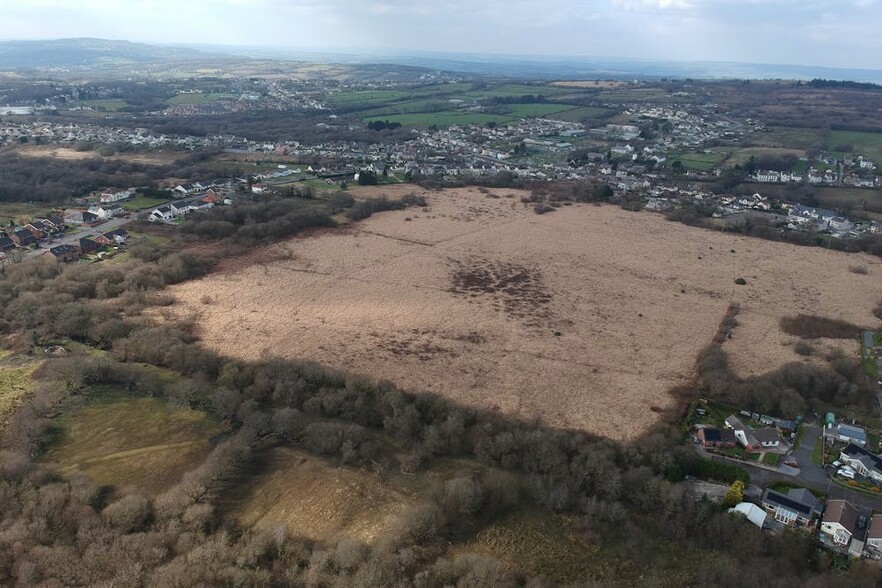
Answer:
[
  {"xmin": 838, "ymin": 443, "xmax": 882, "ymax": 483},
  {"xmin": 820, "ymin": 500, "xmax": 859, "ymax": 549},
  {"xmin": 88, "ymin": 204, "xmax": 123, "ymax": 220},
  {"xmin": 99, "ymin": 188, "xmax": 134, "ymax": 204},
  {"xmin": 148, "ymin": 205, "xmax": 173, "ymax": 223}
]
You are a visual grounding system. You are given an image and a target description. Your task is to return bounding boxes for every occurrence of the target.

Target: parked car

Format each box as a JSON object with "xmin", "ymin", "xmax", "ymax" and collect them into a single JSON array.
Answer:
[
  {"xmin": 832, "ymin": 460, "xmax": 842, "ymax": 468},
  {"xmin": 784, "ymin": 457, "xmax": 798, "ymax": 467},
  {"xmin": 837, "ymin": 468, "xmax": 856, "ymax": 479}
]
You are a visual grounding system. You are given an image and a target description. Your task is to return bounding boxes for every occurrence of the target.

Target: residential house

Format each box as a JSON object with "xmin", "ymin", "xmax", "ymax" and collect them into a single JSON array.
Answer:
[
  {"xmin": 9, "ymin": 229, "xmax": 37, "ymax": 247},
  {"xmin": 726, "ymin": 414, "xmax": 781, "ymax": 451},
  {"xmin": 79, "ymin": 237, "xmax": 100, "ymax": 255},
  {"xmin": 838, "ymin": 443, "xmax": 882, "ymax": 483},
  {"xmin": 251, "ymin": 184, "xmax": 267, "ymax": 194},
  {"xmin": 820, "ymin": 500, "xmax": 859, "ymax": 549},
  {"xmin": 0, "ymin": 234, "xmax": 15, "ymax": 252},
  {"xmin": 103, "ymin": 229, "xmax": 128, "ymax": 244},
  {"xmin": 761, "ymin": 487, "xmax": 821, "ymax": 527},
  {"xmin": 826, "ymin": 424, "xmax": 868, "ymax": 447},
  {"xmin": 91, "ymin": 234, "xmax": 113, "ymax": 247},
  {"xmin": 48, "ymin": 244, "xmax": 80, "ymax": 262},
  {"xmin": 148, "ymin": 205, "xmax": 173, "ymax": 223},
  {"xmin": 64, "ymin": 210, "xmax": 100, "ymax": 226},
  {"xmin": 170, "ymin": 199, "xmax": 195, "ymax": 217},
  {"xmin": 865, "ymin": 515, "xmax": 882, "ymax": 556},
  {"xmin": 22, "ymin": 224, "xmax": 45, "ymax": 240},
  {"xmin": 88, "ymin": 204, "xmax": 123, "ymax": 220},
  {"xmin": 100, "ymin": 188, "xmax": 134, "ymax": 204},
  {"xmin": 753, "ymin": 428, "xmax": 782, "ymax": 449},
  {"xmin": 696, "ymin": 427, "xmax": 737, "ymax": 448}
]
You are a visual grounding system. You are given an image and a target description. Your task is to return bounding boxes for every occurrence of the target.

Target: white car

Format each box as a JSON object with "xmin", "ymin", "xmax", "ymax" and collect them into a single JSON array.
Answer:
[
  {"xmin": 832, "ymin": 460, "xmax": 841, "ymax": 468},
  {"xmin": 837, "ymin": 468, "xmax": 856, "ymax": 479}
]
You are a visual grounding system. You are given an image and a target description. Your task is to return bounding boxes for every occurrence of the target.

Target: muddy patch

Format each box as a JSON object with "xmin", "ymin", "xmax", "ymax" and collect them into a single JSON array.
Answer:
[{"xmin": 450, "ymin": 258, "xmax": 553, "ymax": 326}]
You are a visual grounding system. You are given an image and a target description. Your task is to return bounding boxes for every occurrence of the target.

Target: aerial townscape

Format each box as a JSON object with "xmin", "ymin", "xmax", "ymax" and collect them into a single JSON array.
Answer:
[{"xmin": 0, "ymin": 19, "xmax": 882, "ymax": 588}]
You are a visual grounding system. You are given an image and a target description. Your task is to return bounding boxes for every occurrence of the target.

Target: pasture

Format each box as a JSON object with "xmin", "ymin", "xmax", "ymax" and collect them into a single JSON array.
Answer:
[{"xmin": 827, "ymin": 130, "xmax": 882, "ymax": 162}]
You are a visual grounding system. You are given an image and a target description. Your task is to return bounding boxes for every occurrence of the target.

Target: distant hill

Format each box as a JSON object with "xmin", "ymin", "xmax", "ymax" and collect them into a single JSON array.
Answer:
[{"xmin": 0, "ymin": 38, "xmax": 225, "ymax": 69}]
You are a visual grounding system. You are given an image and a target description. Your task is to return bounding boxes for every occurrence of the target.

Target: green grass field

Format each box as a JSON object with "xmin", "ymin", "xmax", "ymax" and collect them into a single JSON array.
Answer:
[
  {"xmin": 670, "ymin": 151, "xmax": 722, "ymax": 171},
  {"xmin": 549, "ymin": 106, "xmax": 613, "ymax": 122},
  {"xmin": 43, "ymin": 393, "xmax": 227, "ymax": 495},
  {"xmin": 827, "ymin": 130, "xmax": 882, "ymax": 161},
  {"xmin": 70, "ymin": 99, "xmax": 129, "ymax": 112},
  {"xmin": 365, "ymin": 111, "xmax": 513, "ymax": 127}
]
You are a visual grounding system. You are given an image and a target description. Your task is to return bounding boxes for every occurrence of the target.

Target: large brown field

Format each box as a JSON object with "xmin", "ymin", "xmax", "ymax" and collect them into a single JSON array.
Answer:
[{"xmin": 168, "ymin": 187, "xmax": 881, "ymax": 441}]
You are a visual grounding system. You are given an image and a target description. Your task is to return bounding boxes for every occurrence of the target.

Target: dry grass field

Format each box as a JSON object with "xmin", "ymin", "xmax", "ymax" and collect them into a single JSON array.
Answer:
[
  {"xmin": 168, "ymin": 187, "xmax": 881, "ymax": 441},
  {"xmin": 13, "ymin": 145, "xmax": 182, "ymax": 165},
  {"xmin": 228, "ymin": 447, "xmax": 424, "ymax": 544}
]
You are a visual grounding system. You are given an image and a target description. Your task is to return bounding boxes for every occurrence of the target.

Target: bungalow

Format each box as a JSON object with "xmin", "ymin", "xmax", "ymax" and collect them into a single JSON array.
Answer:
[
  {"xmin": 91, "ymin": 234, "xmax": 113, "ymax": 247},
  {"xmin": 761, "ymin": 487, "xmax": 821, "ymax": 527},
  {"xmin": 826, "ymin": 424, "xmax": 868, "ymax": 447},
  {"xmin": 0, "ymin": 234, "xmax": 15, "ymax": 252},
  {"xmin": 820, "ymin": 500, "xmax": 859, "ymax": 548},
  {"xmin": 79, "ymin": 237, "xmax": 100, "ymax": 255},
  {"xmin": 99, "ymin": 188, "xmax": 134, "ymax": 203},
  {"xmin": 22, "ymin": 224, "xmax": 45, "ymax": 240},
  {"xmin": 838, "ymin": 443, "xmax": 882, "ymax": 483},
  {"xmin": 103, "ymin": 229, "xmax": 128, "ymax": 244},
  {"xmin": 48, "ymin": 244, "xmax": 80, "ymax": 263},
  {"xmin": 251, "ymin": 184, "xmax": 268, "ymax": 194},
  {"xmin": 752, "ymin": 428, "xmax": 781, "ymax": 448},
  {"xmin": 696, "ymin": 427, "xmax": 737, "ymax": 448},
  {"xmin": 149, "ymin": 205, "xmax": 174, "ymax": 223},
  {"xmin": 9, "ymin": 229, "xmax": 37, "ymax": 247},
  {"xmin": 170, "ymin": 199, "xmax": 196, "ymax": 216},
  {"xmin": 88, "ymin": 204, "xmax": 123, "ymax": 220},
  {"xmin": 725, "ymin": 415, "xmax": 760, "ymax": 450},
  {"xmin": 64, "ymin": 210, "xmax": 100, "ymax": 226}
]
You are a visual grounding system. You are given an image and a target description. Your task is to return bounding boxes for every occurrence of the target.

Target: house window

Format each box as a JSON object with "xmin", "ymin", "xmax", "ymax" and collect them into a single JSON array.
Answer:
[{"xmin": 775, "ymin": 509, "xmax": 796, "ymax": 525}]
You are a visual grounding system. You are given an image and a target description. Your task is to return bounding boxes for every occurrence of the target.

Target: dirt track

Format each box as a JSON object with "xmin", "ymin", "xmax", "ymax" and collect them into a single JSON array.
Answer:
[{"xmin": 168, "ymin": 187, "xmax": 881, "ymax": 441}]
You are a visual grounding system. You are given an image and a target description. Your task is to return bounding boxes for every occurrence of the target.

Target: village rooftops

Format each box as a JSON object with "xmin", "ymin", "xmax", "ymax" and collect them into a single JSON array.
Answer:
[{"xmin": 752, "ymin": 428, "xmax": 781, "ymax": 444}]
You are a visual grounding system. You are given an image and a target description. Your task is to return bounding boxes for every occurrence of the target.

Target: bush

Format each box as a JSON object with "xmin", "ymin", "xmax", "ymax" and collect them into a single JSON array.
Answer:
[
  {"xmin": 734, "ymin": 278, "xmax": 747, "ymax": 285},
  {"xmin": 780, "ymin": 315, "xmax": 864, "ymax": 339}
]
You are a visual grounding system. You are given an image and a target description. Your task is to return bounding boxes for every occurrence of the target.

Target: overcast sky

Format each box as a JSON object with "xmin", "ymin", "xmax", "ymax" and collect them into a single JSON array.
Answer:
[{"xmin": 3, "ymin": 0, "xmax": 881, "ymax": 70}]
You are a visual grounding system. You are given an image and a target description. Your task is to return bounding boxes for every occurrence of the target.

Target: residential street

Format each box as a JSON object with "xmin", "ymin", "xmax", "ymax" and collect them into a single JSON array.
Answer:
[
  {"xmin": 23, "ymin": 216, "xmax": 132, "ymax": 260},
  {"xmin": 702, "ymin": 424, "xmax": 882, "ymax": 512}
]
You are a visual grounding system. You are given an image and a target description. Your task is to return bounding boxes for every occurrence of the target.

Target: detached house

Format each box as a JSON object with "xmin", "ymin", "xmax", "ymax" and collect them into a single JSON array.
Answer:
[
  {"xmin": 48, "ymin": 244, "xmax": 80, "ymax": 263},
  {"xmin": 820, "ymin": 500, "xmax": 859, "ymax": 549},
  {"xmin": 149, "ymin": 205, "xmax": 174, "ymax": 223},
  {"xmin": 839, "ymin": 443, "xmax": 882, "ymax": 483},
  {"xmin": 9, "ymin": 229, "xmax": 37, "ymax": 247},
  {"xmin": 0, "ymin": 234, "xmax": 16, "ymax": 252},
  {"xmin": 761, "ymin": 487, "xmax": 821, "ymax": 527},
  {"xmin": 697, "ymin": 427, "xmax": 737, "ymax": 448},
  {"xmin": 724, "ymin": 415, "xmax": 781, "ymax": 451}
]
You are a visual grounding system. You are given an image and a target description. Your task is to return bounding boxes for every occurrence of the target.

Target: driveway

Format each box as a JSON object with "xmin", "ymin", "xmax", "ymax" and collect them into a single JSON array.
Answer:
[{"xmin": 790, "ymin": 424, "xmax": 829, "ymax": 488}]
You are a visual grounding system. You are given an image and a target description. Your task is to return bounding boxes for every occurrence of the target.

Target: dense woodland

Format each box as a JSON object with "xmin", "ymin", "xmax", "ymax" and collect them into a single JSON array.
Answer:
[{"xmin": 1, "ymin": 195, "xmax": 881, "ymax": 585}]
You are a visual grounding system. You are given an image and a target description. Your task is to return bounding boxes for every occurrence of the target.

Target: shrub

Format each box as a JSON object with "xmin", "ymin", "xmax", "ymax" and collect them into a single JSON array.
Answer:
[
  {"xmin": 849, "ymin": 265, "xmax": 869, "ymax": 275},
  {"xmin": 780, "ymin": 315, "xmax": 864, "ymax": 339},
  {"xmin": 734, "ymin": 278, "xmax": 747, "ymax": 285}
]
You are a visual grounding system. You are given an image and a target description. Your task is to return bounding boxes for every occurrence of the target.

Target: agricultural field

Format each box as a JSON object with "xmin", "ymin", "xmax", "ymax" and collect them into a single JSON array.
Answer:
[
  {"xmin": 42, "ymin": 393, "xmax": 227, "ymax": 495},
  {"xmin": 747, "ymin": 126, "xmax": 825, "ymax": 150},
  {"xmin": 121, "ymin": 196, "xmax": 171, "ymax": 210},
  {"xmin": 166, "ymin": 92, "xmax": 234, "ymax": 105},
  {"xmin": 670, "ymin": 151, "xmax": 723, "ymax": 171},
  {"xmin": 827, "ymin": 130, "xmax": 882, "ymax": 162},
  {"xmin": 167, "ymin": 186, "xmax": 882, "ymax": 442},
  {"xmin": 69, "ymin": 99, "xmax": 129, "ymax": 111}
]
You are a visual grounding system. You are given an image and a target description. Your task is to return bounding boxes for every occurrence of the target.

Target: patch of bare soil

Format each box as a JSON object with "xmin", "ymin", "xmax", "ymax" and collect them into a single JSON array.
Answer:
[
  {"xmin": 13, "ymin": 145, "xmax": 180, "ymax": 165},
  {"xmin": 167, "ymin": 187, "xmax": 881, "ymax": 441}
]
